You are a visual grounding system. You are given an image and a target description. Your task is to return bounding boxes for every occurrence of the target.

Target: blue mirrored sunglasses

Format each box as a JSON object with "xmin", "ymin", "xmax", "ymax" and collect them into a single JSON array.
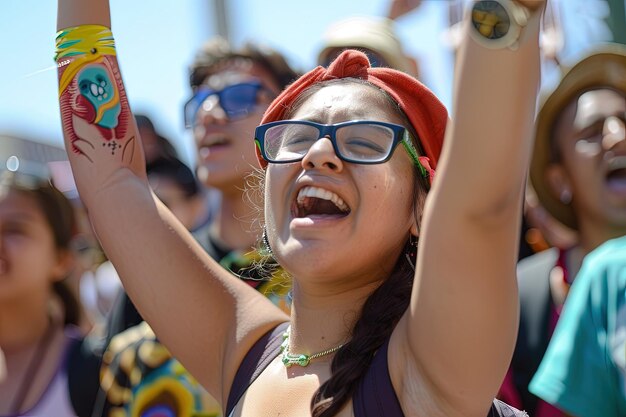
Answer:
[
  {"xmin": 255, "ymin": 120, "xmax": 427, "ymax": 177},
  {"xmin": 183, "ymin": 81, "xmax": 264, "ymax": 128}
]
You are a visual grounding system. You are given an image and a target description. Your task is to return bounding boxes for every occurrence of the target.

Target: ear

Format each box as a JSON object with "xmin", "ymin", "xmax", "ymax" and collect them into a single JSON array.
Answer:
[
  {"xmin": 51, "ymin": 249, "xmax": 76, "ymax": 283},
  {"xmin": 545, "ymin": 163, "xmax": 573, "ymax": 204},
  {"xmin": 410, "ymin": 221, "xmax": 419, "ymax": 239}
]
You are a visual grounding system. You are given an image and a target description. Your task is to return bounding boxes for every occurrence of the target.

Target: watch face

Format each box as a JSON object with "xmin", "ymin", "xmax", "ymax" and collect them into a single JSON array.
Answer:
[{"xmin": 472, "ymin": 0, "xmax": 511, "ymax": 40}]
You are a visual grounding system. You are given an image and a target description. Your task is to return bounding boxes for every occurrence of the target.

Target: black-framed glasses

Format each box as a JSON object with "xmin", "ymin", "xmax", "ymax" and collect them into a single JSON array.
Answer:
[
  {"xmin": 255, "ymin": 120, "xmax": 426, "ymax": 174},
  {"xmin": 183, "ymin": 81, "xmax": 264, "ymax": 128}
]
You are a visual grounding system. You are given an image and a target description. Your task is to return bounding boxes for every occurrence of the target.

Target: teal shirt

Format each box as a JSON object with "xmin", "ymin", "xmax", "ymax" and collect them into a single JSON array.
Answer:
[{"xmin": 529, "ymin": 236, "xmax": 626, "ymax": 417}]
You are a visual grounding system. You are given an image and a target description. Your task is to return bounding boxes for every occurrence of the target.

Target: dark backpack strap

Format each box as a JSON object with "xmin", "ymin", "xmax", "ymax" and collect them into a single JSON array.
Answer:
[
  {"xmin": 353, "ymin": 337, "xmax": 527, "ymax": 417},
  {"xmin": 104, "ymin": 290, "xmax": 145, "ymax": 346},
  {"xmin": 66, "ymin": 333, "xmax": 106, "ymax": 417},
  {"xmin": 488, "ymin": 399, "xmax": 528, "ymax": 416},
  {"xmin": 353, "ymin": 337, "xmax": 404, "ymax": 417},
  {"xmin": 225, "ymin": 322, "xmax": 289, "ymax": 415}
]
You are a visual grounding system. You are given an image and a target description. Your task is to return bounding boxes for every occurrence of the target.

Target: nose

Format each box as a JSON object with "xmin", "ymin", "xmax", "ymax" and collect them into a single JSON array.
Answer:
[
  {"xmin": 195, "ymin": 95, "xmax": 229, "ymax": 127},
  {"xmin": 602, "ymin": 116, "xmax": 626, "ymax": 150},
  {"xmin": 301, "ymin": 137, "xmax": 344, "ymax": 172}
]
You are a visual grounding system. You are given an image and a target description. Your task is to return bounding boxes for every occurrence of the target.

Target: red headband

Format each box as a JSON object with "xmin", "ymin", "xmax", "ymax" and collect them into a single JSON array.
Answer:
[{"xmin": 257, "ymin": 49, "xmax": 448, "ymax": 181}]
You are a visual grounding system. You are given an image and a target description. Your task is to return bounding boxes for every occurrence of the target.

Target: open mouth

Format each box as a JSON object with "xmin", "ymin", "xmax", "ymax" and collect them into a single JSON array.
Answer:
[
  {"xmin": 293, "ymin": 186, "xmax": 351, "ymax": 218},
  {"xmin": 198, "ymin": 135, "xmax": 231, "ymax": 158},
  {"xmin": 606, "ymin": 157, "xmax": 626, "ymax": 193},
  {"xmin": 205, "ymin": 135, "xmax": 230, "ymax": 148}
]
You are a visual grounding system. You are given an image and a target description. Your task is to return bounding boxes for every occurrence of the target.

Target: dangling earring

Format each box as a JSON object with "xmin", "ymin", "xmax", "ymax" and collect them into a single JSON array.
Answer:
[
  {"xmin": 559, "ymin": 188, "xmax": 572, "ymax": 205},
  {"xmin": 405, "ymin": 235, "xmax": 418, "ymax": 271},
  {"xmin": 262, "ymin": 227, "xmax": 273, "ymax": 255}
]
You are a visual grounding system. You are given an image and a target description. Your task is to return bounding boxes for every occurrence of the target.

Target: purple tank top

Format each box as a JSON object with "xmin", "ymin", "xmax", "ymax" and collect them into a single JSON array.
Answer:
[{"xmin": 225, "ymin": 323, "xmax": 526, "ymax": 417}]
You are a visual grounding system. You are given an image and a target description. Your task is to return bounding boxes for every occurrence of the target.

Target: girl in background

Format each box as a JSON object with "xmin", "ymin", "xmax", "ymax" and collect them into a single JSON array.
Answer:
[{"xmin": 0, "ymin": 169, "xmax": 82, "ymax": 416}]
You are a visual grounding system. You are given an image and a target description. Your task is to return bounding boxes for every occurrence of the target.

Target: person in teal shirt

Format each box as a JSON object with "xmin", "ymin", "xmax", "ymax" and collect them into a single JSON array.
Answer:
[{"xmin": 530, "ymin": 235, "xmax": 626, "ymax": 416}]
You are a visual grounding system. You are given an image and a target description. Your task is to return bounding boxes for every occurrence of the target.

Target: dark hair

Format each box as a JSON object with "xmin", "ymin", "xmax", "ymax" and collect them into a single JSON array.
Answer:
[
  {"xmin": 146, "ymin": 157, "xmax": 201, "ymax": 198},
  {"xmin": 0, "ymin": 171, "xmax": 81, "ymax": 326},
  {"xmin": 278, "ymin": 78, "xmax": 429, "ymax": 417},
  {"xmin": 189, "ymin": 37, "xmax": 300, "ymax": 90},
  {"xmin": 135, "ymin": 114, "xmax": 180, "ymax": 161}
]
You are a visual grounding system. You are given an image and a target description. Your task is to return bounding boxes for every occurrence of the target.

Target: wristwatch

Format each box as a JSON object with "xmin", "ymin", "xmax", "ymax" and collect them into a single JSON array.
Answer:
[{"xmin": 468, "ymin": 0, "xmax": 531, "ymax": 51}]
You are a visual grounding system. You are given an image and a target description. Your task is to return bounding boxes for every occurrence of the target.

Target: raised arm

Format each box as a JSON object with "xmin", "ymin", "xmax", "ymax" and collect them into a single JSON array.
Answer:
[
  {"xmin": 395, "ymin": 1, "xmax": 545, "ymax": 414},
  {"xmin": 56, "ymin": 0, "xmax": 287, "ymax": 406}
]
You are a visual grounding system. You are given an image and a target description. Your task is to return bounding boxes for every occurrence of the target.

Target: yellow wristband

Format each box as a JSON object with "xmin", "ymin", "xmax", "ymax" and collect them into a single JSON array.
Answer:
[
  {"xmin": 55, "ymin": 24, "xmax": 116, "ymax": 61},
  {"xmin": 56, "ymin": 25, "xmax": 117, "ymax": 97}
]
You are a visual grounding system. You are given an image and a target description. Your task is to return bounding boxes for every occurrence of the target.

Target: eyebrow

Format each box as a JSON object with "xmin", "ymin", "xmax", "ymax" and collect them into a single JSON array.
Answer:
[
  {"xmin": 1, "ymin": 212, "xmax": 39, "ymax": 223},
  {"xmin": 290, "ymin": 116, "xmax": 323, "ymax": 124}
]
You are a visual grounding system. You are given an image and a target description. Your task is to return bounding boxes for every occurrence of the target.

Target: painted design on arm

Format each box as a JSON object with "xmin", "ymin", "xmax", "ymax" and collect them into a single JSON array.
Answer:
[
  {"xmin": 56, "ymin": 25, "xmax": 135, "ymax": 165},
  {"xmin": 59, "ymin": 56, "xmax": 133, "ymax": 163}
]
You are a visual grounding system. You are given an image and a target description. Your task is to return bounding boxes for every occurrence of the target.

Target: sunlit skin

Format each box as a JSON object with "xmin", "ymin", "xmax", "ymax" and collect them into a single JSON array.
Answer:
[
  {"xmin": 549, "ymin": 88, "xmax": 626, "ymax": 250},
  {"xmin": 236, "ymin": 82, "xmax": 420, "ymax": 417},
  {"xmin": 55, "ymin": 1, "xmax": 544, "ymax": 415},
  {"xmin": 265, "ymin": 83, "xmax": 418, "ymax": 294},
  {"xmin": 193, "ymin": 61, "xmax": 281, "ymax": 193}
]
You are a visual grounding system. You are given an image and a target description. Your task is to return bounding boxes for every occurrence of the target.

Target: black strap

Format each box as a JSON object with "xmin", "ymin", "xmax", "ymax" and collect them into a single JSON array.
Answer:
[
  {"xmin": 225, "ymin": 322, "xmax": 289, "ymax": 415},
  {"xmin": 223, "ymin": 322, "xmax": 525, "ymax": 417},
  {"xmin": 66, "ymin": 335, "xmax": 106, "ymax": 417},
  {"xmin": 353, "ymin": 337, "xmax": 404, "ymax": 417}
]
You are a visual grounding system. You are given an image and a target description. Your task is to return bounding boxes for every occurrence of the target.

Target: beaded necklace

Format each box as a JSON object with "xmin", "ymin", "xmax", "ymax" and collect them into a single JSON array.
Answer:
[{"xmin": 280, "ymin": 326, "xmax": 345, "ymax": 367}]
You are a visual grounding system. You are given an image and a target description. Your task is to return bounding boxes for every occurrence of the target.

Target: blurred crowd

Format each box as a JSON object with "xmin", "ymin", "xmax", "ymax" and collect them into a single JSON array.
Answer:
[{"xmin": 1, "ymin": 0, "xmax": 626, "ymax": 416}]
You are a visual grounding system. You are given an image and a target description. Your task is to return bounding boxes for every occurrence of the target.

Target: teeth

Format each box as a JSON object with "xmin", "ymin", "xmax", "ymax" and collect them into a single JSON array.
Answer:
[
  {"xmin": 296, "ymin": 186, "xmax": 350, "ymax": 212},
  {"xmin": 608, "ymin": 156, "xmax": 626, "ymax": 171},
  {"xmin": 203, "ymin": 136, "xmax": 229, "ymax": 147}
]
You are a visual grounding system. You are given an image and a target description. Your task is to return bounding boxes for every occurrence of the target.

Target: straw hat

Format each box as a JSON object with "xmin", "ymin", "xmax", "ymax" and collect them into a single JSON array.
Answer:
[
  {"xmin": 530, "ymin": 45, "xmax": 626, "ymax": 230},
  {"xmin": 317, "ymin": 16, "xmax": 416, "ymax": 76}
]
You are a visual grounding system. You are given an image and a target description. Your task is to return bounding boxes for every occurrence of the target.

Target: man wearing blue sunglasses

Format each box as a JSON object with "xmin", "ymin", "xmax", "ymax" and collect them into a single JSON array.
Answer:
[{"xmin": 186, "ymin": 37, "xmax": 299, "ymax": 277}]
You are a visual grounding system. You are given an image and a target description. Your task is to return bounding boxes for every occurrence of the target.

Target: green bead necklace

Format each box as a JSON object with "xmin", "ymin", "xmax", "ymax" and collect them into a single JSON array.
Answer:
[{"xmin": 280, "ymin": 326, "xmax": 345, "ymax": 367}]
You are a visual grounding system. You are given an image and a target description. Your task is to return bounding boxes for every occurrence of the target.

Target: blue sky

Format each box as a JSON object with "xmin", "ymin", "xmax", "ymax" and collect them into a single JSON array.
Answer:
[{"xmin": 0, "ymin": 0, "xmax": 614, "ymax": 165}]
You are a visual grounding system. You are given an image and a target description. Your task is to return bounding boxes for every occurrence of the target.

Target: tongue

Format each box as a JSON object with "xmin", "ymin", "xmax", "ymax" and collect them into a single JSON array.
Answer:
[{"xmin": 303, "ymin": 197, "xmax": 345, "ymax": 216}]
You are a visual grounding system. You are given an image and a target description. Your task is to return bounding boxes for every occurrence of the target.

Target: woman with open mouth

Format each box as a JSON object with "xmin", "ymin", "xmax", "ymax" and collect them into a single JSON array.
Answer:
[{"xmin": 54, "ymin": 0, "xmax": 544, "ymax": 415}]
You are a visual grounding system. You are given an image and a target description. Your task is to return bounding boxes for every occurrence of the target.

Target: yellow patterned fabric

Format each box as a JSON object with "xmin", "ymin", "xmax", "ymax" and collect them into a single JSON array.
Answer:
[{"xmin": 100, "ymin": 322, "xmax": 220, "ymax": 417}]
